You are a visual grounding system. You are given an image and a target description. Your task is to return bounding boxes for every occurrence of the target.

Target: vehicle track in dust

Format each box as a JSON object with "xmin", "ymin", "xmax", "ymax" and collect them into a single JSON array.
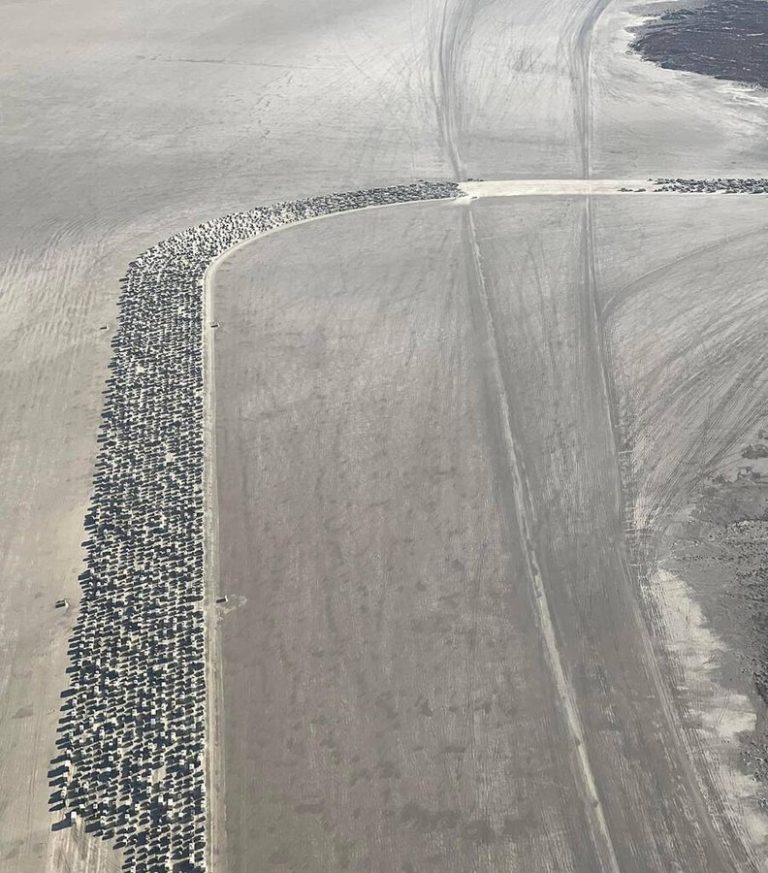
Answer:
[
  {"xmin": 462, "ymin": 204, "xmax": 621, "ymax": 873},
  {"xmin": 429, "ymin": 0, "xmax": 475, "ymax": 181},
  {"xmin": 209, "ymin": 178, "xmax": 768, "ymax": 873},
  {"xmin": 422, "ymin": 0, "xmax": 762, "ymax": 868},
  {"xmin": 43, "ymin": 0, "xmax": 768, "ymax": 869}
]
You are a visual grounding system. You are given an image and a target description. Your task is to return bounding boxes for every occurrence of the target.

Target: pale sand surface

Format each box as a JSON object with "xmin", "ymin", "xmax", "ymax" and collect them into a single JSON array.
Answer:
[
  {"xmin": 3, "ymin": 0, "xmax": 768, "ymax": 869},
  {"xmin": 461, "ymin": 180, "xmax": 652, "ymax": 197},
  {"xmin": 596, "ymin": 194, "xmax": 768, "ymax": 534},
  {"xmin": 203, "ymin": 234, "xmax": 227, "ymax": 873},
  {"xmin": 44, "ymin": 823, "xmax": 124, "ymax": 873},
  {"xmin": 1, "ymin": 3, "xmax": 448, "ymax": 867},
  {"xmin": 651, "ymin": 568, "xmax": 768, "ymax": 857},
  {"xmin": 213, "ymin": 200, "xmax": 600, "ymax": 873},
  {"xmin": 597, "ymin": 192, "xmax": 768, "ymax": 864},
  {"xmin": 211, "ymin": 194, "xmax": 768, "ymax": 872}
]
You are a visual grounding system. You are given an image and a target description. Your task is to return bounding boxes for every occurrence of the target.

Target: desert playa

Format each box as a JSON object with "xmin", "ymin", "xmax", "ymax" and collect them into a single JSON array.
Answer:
[{"xmin": 3, "ymin": 1, "xmax": 768, "ymax": 872}]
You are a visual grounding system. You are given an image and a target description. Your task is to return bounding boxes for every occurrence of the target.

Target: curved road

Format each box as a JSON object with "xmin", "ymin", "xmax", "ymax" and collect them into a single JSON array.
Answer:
[
  {"xmin": 2, "ymin": 0, "xmax": 768, "ymax": 869},
  {"xmin": 209, "ymin": 183, "xmax": 766, "ymax": 873}
]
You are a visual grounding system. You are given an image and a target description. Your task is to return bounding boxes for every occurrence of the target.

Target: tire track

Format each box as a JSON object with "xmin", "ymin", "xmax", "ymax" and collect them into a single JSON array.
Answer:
[
  {"xmin": 563, "ymin": 0, "xmax": 613, "ymax": 178},
  {"xmin": 429, "ymin": 0, "xmax": 477, "ymax": 181},
  {"xmin": 602, "ymin": 222, "xmax": 768, "ymax": 321},
  {"xmin": 580, "ymin": 193, "xmax": 759, "ymax": 872},
  {"xmin": 568, "ymin": 3, "xmax": 758, "ymax": 858},
  {"xmin": 463, "ymin": 203, "xmax": 622, "ymax": 873}
]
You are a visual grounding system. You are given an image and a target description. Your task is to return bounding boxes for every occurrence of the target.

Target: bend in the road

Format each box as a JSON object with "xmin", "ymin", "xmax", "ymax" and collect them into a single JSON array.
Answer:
[{"xmin": 59, "ymin": 177, "xmax": 768, "ymax": 872}]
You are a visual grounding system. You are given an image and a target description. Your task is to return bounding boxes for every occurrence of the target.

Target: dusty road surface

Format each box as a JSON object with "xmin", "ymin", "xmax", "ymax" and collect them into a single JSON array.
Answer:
[
  {"xmin": 211, "ymin": 193, "xmax": 768, "ymax": 873},
  {"xmin": 3, "ymin": 0, "xmax": 768, "ymax": 870}
]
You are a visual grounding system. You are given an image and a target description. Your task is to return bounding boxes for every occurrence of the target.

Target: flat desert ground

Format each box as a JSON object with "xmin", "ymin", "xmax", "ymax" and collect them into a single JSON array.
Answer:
[
  {"xmin": 211, "ymin": 192, "xmax": 768, "ymax": 873},
  {"xmin": 3, "ymin": 1, "xmax": 768, "ymax": 872}
]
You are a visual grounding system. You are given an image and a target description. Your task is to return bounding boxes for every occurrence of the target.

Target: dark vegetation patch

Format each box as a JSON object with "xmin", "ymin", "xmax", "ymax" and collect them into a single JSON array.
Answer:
[{"xmin": 632, "ymin": 0, "xmax": 768, "ymax": 89}]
